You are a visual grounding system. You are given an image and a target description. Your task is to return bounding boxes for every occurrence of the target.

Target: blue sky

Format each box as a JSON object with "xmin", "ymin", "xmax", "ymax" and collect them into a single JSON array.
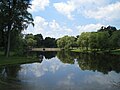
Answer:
[{"xmin": 24, "ymin": 0, "xmax": 120, "ymax": 38}]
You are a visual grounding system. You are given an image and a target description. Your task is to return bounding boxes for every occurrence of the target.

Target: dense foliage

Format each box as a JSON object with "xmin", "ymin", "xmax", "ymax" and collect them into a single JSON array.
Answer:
[
  {"xmin": 77, "ymin": 26, "xmax": 119, "ymax": 51},
  {"xmin": 57, "ymin": 26, "xmax": 120, "ymax": 51},
  {"xmin": 0, "ymin": 7, "xmax": 120, "ymax": 56},
  {"xmin": 0, "ymin": 0, "xmax": 33, "ymax": 57},
  {"xmin": 57, "ymin": 35, "xmax": 76, "ymax": 49},
  {"xmin": 24, "ymin": 34, "xmax": 57, "ymax": 48}
]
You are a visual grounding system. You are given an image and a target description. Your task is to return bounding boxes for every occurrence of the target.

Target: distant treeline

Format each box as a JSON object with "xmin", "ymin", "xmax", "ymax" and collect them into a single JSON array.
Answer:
[
  {"xmin": 0, "ymin": 32, "xmax": 57, "ymax": 55},
  {"xmin": 0, "ymin": 25, "xmax": 120, "ymax": 55},
  {"xmin": 24, "ymin": 34, "xmax": 57, "ymax": 48},
  {"xmin": 57, "ymin": 26, "xmax": 120, "ymax": 51}
]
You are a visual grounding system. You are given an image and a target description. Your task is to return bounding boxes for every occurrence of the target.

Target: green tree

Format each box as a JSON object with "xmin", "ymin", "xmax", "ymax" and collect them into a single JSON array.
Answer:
[
  {"xmin": 57, "ymin": 35, "xmax": 75, "ymax": 49},
  {"xmin": 98, "ymin": 26, "xmax": 116, "ymax": 37},
  {"xmin": 43, "ymin": 37, "xmax": 57, "ymax": 48},
  {"xmin": 9, "ymin": 30, "xmax": 26, "ymax": 55},
  {"xmin": 89, "ymin": 32, "xmax": 98, "ymax": 50},
  {"xmin": 25, "ymin": 34, "xmax": 36, "ymax": 48},
  {"xmin": 109, "ymin": 30, "xmax": 120, "ymax": 49},
  {"xmin": 26, "ymin": 38, "xmax": 36, "ymax": 48},
  {"xmin": 34, "ymin": 34, "xmax": 43, "ymax": 48},
  {"xmin": 97, "ymin": 32, "xmax": 109, "ymax": 50},
  {"xmin": 25, "ymin": 34, "xmax": 34, "ymax": 39},
  {"xmin": 77, "ymin": 32, "xmax": 91, "ymax": 50},
  {"xmin": 0, "ymin": 0, "xmax": 34, "ymax": 57}
]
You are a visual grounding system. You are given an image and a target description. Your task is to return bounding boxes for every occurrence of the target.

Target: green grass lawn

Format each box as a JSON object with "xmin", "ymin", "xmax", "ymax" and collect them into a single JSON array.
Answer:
[
  {"xmin": 71, "ymin": 49, "xmax": 83, "ymax": 52},
  {"xmin": 0, "ymin": 52, "xmax": 39, "ymax": 66},
  {"xmin": 0, "ymin": 56, "xmax": 39, "ymax": 66},
  {"xmin": 110, "ymin": 49, "xmax": 120, "ymax": 55},
  {"xmin": 71, "ymin": 49, "xmax": 93, "ymax": 53},
  {"xmin": 71, "ymin": 48, "xmax": 120, "ymax": 55}
]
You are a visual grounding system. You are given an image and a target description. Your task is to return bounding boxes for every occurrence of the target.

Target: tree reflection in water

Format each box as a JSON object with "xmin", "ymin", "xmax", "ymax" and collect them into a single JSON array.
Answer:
[
  {"xmin": 29, "ymin": 51, "xmax": 57, "ymax": 59},
  {"xmin": 57, "ymin": 51, "xmax": 120, "ymax": 74},
  {"xmin": 0, "ymin": 51, "xmax": 120, "ymax": 89},
  {"xmin": 37, "ymin": 51, "xmax": 57, "ymax": 59},
  {"xmin": 57, "ymin": 51, "xmax": 120, "ymax": 88},
  {"xmin": 57, "ymin": 51, "xmax": 75, "ymax": 64},
  {"xmin": 0, "ymin": 65, "xmax": 21, "ymax": 89}
]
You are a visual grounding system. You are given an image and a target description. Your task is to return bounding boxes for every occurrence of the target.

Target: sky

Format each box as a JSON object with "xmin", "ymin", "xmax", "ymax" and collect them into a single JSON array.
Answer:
[{"xmin": 24, "ymin": 0, "xmax": 120, "ymax": 38}]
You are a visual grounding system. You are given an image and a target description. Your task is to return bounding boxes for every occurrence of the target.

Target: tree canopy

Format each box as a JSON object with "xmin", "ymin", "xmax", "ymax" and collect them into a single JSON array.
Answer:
[
  {"xmin": 57, "ymin": 35, "xmax": 76, "ymax": 49},
  {"xmin": 0, "ymin": 0, "xmax": 34, "ymax": 57},
  {"xmin": 56, "ymin": 26, "xmax": 120, "ymax": 52}
]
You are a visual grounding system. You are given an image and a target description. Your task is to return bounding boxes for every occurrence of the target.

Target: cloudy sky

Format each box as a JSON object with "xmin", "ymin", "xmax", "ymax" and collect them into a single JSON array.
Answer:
[{"xmin": 25, "ymin": 0, "xmax": 120, "ymax": 38}]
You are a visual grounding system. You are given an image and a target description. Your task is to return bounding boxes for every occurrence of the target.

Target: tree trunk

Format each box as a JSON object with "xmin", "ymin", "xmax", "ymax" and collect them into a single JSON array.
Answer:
[
  {"xmin": 6, "ymin": 24, "xmax": 11, "ymax": 57},
  {"xmin": 6, "ymin": 0, "xmax": 12, "ymax": 57}
]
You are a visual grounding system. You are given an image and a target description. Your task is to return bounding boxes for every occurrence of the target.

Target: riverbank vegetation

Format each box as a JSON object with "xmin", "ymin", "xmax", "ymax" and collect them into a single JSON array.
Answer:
[
  {"xmin": 0, "ymin": 33, "xmax": 57, "ymax": 56},
  {"xmin": 57, "ymin": 26, "xmax": 120, "ymax": 54},
  {"xmin": 1, "ymin": 25, "xmax": 120, "ymax": 57},
  {"xmin": 0, "ymin": 51, "xmax": 39, "ymax": 66},
  {"xmin": 0, "ymin": 55, "xmax": 38, "ymax": 66},
  {"xmin": 57, "ymin": 51, "xmax": 120, "ymax": 74}
]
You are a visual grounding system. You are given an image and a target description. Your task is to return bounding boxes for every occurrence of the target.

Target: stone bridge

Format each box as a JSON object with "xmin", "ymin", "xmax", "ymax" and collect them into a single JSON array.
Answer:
[{"xmin": 30, "ymin": 48, "xmax": 61, "ymax": 51}]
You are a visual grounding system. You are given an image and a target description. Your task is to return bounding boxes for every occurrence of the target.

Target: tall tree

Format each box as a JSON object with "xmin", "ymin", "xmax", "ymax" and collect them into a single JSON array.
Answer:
[
  {"xmin": 44, "ymin": 37, "xmax": 57, "ymax": 48},
  {"xmin": 97, "ymin": 32, "xmax": 109, "ymax": 50},
  {"xmin": 0, "ymin": 0, "xmax": 34, "ymax": 57},
  {"xmin": 25, "ymin": 34, "xmax": 36, "ymax": 48},
  {"xmin": 34, "ymin": 34, "xmax": 43, "ymax": 48},
  {"xmin": 109, "ymin": 30, "xmax": 120, "ymax": 49},
  {"xmin": 77, "ymin": 32, "xmax": 91, "ymax": 50},
  {"xmin": 57, "ymin": 35, "xmax": 75, "ymax": 49},
  {"xmin": 89, "ymin": 32, "xmax": 98, "ymax": 50},
  {"xmin": 98, "ymin": 26, "xmax": 117, "ymax": 37}
]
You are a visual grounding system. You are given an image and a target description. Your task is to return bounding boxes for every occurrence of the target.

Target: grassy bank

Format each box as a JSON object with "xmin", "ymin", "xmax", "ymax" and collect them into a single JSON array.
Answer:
[
  {"xmin": 0, "ymin": 56, "xmax": 39, "ymax": 66},
  {"xmin": 71, "ymin": 49, "xmax": 120, "ymax": 55},
  {"xmin": 71, "ymin": 49, "xmax": 87, "ymax": 53},
  {"xmin": 110, "ymin": 49, "xmax": 120, "ymax": 55},
  {"xmin": 71, "ymin": 49, "xmax": 95, "ymax": 53},
  {"xmin": 0, "ymin": 52, "xmax": 39, "ymax": 66}
]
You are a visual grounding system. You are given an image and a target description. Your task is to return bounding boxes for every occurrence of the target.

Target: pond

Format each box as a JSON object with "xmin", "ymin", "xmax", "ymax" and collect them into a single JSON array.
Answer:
[{"xmin": 0, "ymin": 51, "xmax": 120, "ymax": 90}]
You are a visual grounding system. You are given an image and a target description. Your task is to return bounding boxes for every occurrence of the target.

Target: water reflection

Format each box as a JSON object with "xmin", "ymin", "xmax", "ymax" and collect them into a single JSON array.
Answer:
[
  {"xmin": 30, "ymin": 51, "xmax": 57, "ymax": 59},
  {"xmin": 57, "ymin": 51, "xmax": 75, "ymax": 64},
  {"xmin": 0, "ymin": 51, "xmax": 120, "ymax": 90},
  {"xmin": 77, "ymin": 54, "xmax": 120, "ymax": 74},
  {"xmin": 57, "ymin": 51, "xmax": 120, "ymax": 74},
  {"xmin": 37, "ymin": 51, "xmax": 57, "ymax": 59},
  {"xmin": 0, "ymin": 65, "xmax": 22, "ymax": 90}
]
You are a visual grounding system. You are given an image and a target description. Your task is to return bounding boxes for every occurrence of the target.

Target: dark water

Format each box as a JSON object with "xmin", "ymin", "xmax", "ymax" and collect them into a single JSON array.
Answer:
[{"xmin": 0, "ymin": 51, "xmax": 120, "ymax": 90}]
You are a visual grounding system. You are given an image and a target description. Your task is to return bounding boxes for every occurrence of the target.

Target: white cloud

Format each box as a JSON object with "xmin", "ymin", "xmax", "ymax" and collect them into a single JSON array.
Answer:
[
  {"xmin": 77, "ymin": 24, "xmax": 103, "ymax": 34},
  {"xmin": 64, "ymin": 28, "xmax": 73, "ymax": 32},
  {"xmin": 34, "ymin": 16, "xmax": 48, "ymax": 30},
  {"xmin": 19, "ymin": 57, "xmax": 73, "ymax": 79},
  {"xmin": 53, "ymin": 0, "xmax": 110, "ymax": 20},
  {"xmin": 25, "ymin": 16, "xmax": 75, "ymax": 38},
  {"xmin": 25, "ymin": 17, "xmax": 105, "ymax": 38},
  {"xmin": 28, "ymin": 0, "xmax": 50, "ymax": 12},
  {"xmin": 49, "ymin": 20, "xmax": 60, "ymax": 30},
  {"xmin": 53, "ymin": 1, "xmax": 75, "ymax": 20},
  {"xmin": 85, "ymin": 2, "xmax": 120, "ymax": 21},
  {"xmin": 71, "ymin": 0, "xmax": 108, "ymax": 9},
  {"xmin": 58, "ymin": 73, "xmax": 75, "ymax": 87},
  {"xmin": 85, "ymin": 71, "xmax": 120, "ymax": 87}
]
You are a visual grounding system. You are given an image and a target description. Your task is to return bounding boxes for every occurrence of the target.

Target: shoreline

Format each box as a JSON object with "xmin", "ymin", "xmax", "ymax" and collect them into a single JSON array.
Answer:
[{"xmin": 71, "ymin": 49, "xmax": 120, "ymax": 55}]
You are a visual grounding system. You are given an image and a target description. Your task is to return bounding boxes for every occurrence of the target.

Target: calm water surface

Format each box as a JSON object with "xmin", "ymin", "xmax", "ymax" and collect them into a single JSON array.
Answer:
[{"xmin": 0, "ymin": 51, "xmax": 120, "ymax": 90}]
